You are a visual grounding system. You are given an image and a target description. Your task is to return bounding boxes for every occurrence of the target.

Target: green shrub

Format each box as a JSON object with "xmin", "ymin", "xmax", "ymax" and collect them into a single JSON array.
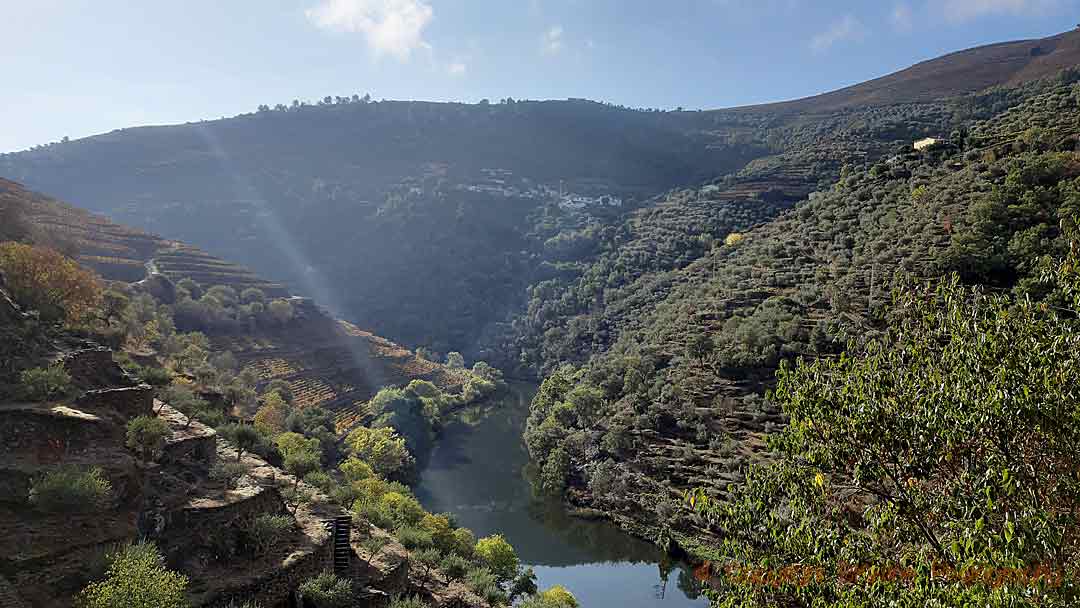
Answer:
[
  {"xmin": 439, "ymin": 553, "xmax": 471, "ymax": 580},
  {"xmin": 464, "ymin": 567, "xmax": 498, "ymax": 592},
  {"xmin": 126, "ymin": 415, "xmax": 171, "ymax": 460},
  {"xmin": 298, "ymin": 571, "xmax": 353, "ymax": 608},
  {"xmin": 353, "ymin": 498, "xmax": 395, "ymax": 530},
  {"xmin": 449, "ymin": 527, "xmax": 475, "ymax": 557},
  {"xmin": 246, "ymin": 514, "xmax": 293, "ymax": 556},
  {"xmin": 209, "ymin": 461, "xmax": 248, "ymax": 489},
  {"xmin": 139, "ymin": 366, "xmax": 174, "ymax": 387},
  {"xmin": 465, "ymin": 567, "xmax": 508, "ymax": 606},
  {"xmin": 77, "ymin": 542, "xmax": 188, "ymax": 608},
  {"xmin": 474, "ymin": 534, "xmax": 519, "ymax": 582},
  {"xmin": 28, "ymin": 466, "xmax": 111, "ymax": 512},
  {"xmin": 193, "ymin": 407, "xmax": 226, "ymax": 428},
  {"xmin": 19, "ymin": 364, "xmax": 72, "ymax": 401},
  {"xmin": 412, "ymin": 547, "xmax": 442, "ymax": 577},
  {"xmin": 303, "ymin": 470, "xmax": 335, "ymax": 493},
  {"xmin": 389, "ymin": 596, "xmax": 430, "ymax": 608},
  {"xmin": 217, "ymin": 422, "xmax": 262, "ymax": 461},
  {"xmin": 519, "ymin": 586, "xmax": 580, "ymax": 608},
  {"xmin": 379, "ymin": 491, "xmax": 425, "ymax": 527},
  {"xmin": 394, "ymin": 525, "xmax": 434, "ymax": 550}
]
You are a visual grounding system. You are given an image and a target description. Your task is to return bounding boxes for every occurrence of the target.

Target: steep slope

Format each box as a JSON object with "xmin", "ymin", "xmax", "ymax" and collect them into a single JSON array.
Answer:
[
  {"xmin": 6, "ymin": 31, "xmax": 1076, "ymax": 360},
  {"xmin": 523, "ymin": 74, "xmax": 1080, "ymax": 555},
  {"xmin": 0, "ymin": 101, "xmax": 765, "ymax": 359},
  {"xmin": 1, "ymin": 179, "xmax": 471, "ymax": 430},
  {"xmin": 730, "ymin": 27, "xmax": 1080, "ymax": 114}
]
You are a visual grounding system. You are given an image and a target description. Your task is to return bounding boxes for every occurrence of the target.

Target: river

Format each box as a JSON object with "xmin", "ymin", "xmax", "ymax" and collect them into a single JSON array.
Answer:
[{"xmin": 414, "ymin": 382, "xmax": 709, "ymax": 607}]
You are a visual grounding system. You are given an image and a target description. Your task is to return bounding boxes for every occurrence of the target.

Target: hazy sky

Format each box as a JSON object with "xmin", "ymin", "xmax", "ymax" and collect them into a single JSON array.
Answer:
[{"xmin": 2, "ymin": 0, "xmax": 1075, "ymax": 152}]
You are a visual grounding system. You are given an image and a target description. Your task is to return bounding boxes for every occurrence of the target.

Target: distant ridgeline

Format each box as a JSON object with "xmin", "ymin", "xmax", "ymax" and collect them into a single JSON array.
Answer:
[{"xmin": 3, "ymin": 30, "xmax": 1078, "ymax": 365}]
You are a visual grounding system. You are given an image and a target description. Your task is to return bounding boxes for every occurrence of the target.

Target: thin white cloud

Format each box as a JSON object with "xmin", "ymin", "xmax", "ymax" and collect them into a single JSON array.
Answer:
[
  {"xmin": 305, "ymin": 0, "xmax": 434, "ymax": 61},
  {"xmin": 809, "ymin": 15, "xmax": 866, "ymax": 52},
  {"xmin": 447, "ymin": 61, "xmax": 467, "ymax": 76},
  {"xmin": 941, "ymin": 0, "xmax": 1060, "ymax": 22},
  {"xmin": 891, "ymin": 3, "xmax": 913, "ymax": 31},
  {"xmin": 542, "ymin": 25, "xmax": 564, "ymax": 55}
]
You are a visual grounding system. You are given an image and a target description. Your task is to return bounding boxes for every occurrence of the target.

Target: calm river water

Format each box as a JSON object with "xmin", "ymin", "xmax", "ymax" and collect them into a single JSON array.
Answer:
[{"xmin": 414, "ymin": 382, "xmax": 708, "ymax": 607}]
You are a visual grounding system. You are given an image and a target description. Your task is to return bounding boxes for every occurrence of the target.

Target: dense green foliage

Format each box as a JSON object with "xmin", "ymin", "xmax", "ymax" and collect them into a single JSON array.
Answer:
[
  {"xmin": 77, "ymin": 542, "xmax": 189, "ymax": 608},
  {"xmin": 689, "ymin": 256, "xmax": 1080, "ymax": 606}
]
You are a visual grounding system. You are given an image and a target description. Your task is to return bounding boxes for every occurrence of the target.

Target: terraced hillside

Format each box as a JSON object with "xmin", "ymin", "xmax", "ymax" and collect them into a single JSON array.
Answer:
[
  {"xmin": 9, "ymin": 32, "xmax": 1077, "ymax": 361},
  {"xmin": 524, "ymin": 73, "xmax": 1080, "ymax": 555},
  {"xmin": 3, "ymin": 178, "xmax": 285, "ymax": 295},
  {"xmin": 510, "ymin": 99, "xmax": 958, "ymax": 372},
  {"xmin": 210, "ymin": 307, "xmax": 471, "ymax": 432},
  {"xmin": 3, "ymin": 178, "xmax": 471, "ymax": 431}
]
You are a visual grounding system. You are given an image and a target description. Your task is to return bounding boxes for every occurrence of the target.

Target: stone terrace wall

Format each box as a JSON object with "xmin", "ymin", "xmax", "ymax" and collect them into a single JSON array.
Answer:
[
  {"xmin": 0, "ymin": 406, "xmax": 120, "ymax": 462},
  {"xmin": 60, "ymin": 347, "xmax": 133, "ymax": 389},
  {"xmin": 161, "ymin": 431, "xmax": 217, "ymax": 472},
  {"xmin": 204, "ymin": 544, "xmax": 333, "ymax": 608},
  {"xmin": 165, "ymin": 483, "xmax": 284, "ymax": 546},
  {"xmin": 75, "ymin": 385, "xmax": 154, "ymax": 420}
]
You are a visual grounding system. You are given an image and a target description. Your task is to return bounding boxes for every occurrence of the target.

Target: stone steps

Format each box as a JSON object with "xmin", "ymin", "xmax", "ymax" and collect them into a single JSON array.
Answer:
[{"xmin": 325, "ymin": 515, "xmax": 353, "ymax": 575}]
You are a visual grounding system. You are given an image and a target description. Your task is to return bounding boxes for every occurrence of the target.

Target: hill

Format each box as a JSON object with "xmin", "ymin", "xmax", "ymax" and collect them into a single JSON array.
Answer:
[
  {"xmin": 730, "ymin": 28, "xmax": 1080, "ymax": 114},
  {"xmin": 0, "ymin": 178, "xmax": 474, "ymax": 434},
  {"xmin": 10, "ymin": 32, "xmax": 1076, "ymax": 358},
  {"xmin": 521, "ymin": 70, "xmax": 1080, "ymax": 569}
]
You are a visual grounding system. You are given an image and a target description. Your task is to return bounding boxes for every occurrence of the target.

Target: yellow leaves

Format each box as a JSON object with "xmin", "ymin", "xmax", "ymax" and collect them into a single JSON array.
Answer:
[
  {"xmin": 0, "ymin": 242, "xmax": 103, "ymax": 324},
  {"xmin": 814, "ymin": 472, "xmax": 826, "ymax": 489}
]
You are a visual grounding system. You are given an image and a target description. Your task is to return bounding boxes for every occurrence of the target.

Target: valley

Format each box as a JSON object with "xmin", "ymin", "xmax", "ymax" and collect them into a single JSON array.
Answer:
[{"xmin": 2, "ymin": 22, "xmax": 1080, "ymax": 608}]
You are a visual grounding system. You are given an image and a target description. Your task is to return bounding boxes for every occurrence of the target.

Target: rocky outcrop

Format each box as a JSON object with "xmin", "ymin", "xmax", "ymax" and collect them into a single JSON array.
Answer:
[{"xmin": 59, "ymin": 347, "xmax": 134, "ymax": 389}]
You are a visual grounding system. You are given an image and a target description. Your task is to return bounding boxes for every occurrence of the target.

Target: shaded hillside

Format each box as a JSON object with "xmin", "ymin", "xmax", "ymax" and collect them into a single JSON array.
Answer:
[
  {"xmin": 730, "ymin": 27, "xmax": 1080, "ymax": 114},
  {"xmin": 1, "ymin": 179, "xmax": 472, "ymax": 432},
  {"xmin": 0, "ymin": 100, "xmax": 766, "ymax": 356}
]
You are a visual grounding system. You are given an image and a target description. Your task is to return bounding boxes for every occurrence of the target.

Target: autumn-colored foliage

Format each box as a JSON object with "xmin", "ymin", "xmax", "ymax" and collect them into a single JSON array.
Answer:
[{"xmin": 0, "ymin": 242, "xmax": 102, "ymax": 323}]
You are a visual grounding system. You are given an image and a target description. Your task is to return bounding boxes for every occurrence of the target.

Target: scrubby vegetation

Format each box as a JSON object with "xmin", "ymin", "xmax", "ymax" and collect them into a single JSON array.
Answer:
[
  {"xmin": 18, "ymin": 364, "xmax": 72, "ymax": 401},
  {"xmin": 28, "ymin": 466, "xmax": 112, "ymax": 513},
  {"xmin": 297, "ymin": 571, "xmax": 354, "ymax": 608},
  {"xmin": 245, "ymin": 514, "xmax": 294, "ymax": 557},
  {"xmin": 126, "ymin": 415, "xmax": 171, "ymax": 461},
  {"xmin": 688, "ymin": 253, "xmax": 1080, "ymax": 606},
  {"xmin": 521, "ymin": 71, "xmax": 1080, "ymax": 605}
]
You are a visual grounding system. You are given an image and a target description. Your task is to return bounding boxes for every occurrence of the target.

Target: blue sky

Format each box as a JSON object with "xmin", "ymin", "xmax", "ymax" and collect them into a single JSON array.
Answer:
[{"xmin": 2, "ymin": 0, "xmax": 1075, "ymax": 152}]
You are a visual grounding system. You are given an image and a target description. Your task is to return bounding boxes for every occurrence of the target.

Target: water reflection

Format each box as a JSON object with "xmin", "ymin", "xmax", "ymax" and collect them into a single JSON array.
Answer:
[{"xmin": 414, "ymin": 382, "xmax": 707, "ymax": 607}]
